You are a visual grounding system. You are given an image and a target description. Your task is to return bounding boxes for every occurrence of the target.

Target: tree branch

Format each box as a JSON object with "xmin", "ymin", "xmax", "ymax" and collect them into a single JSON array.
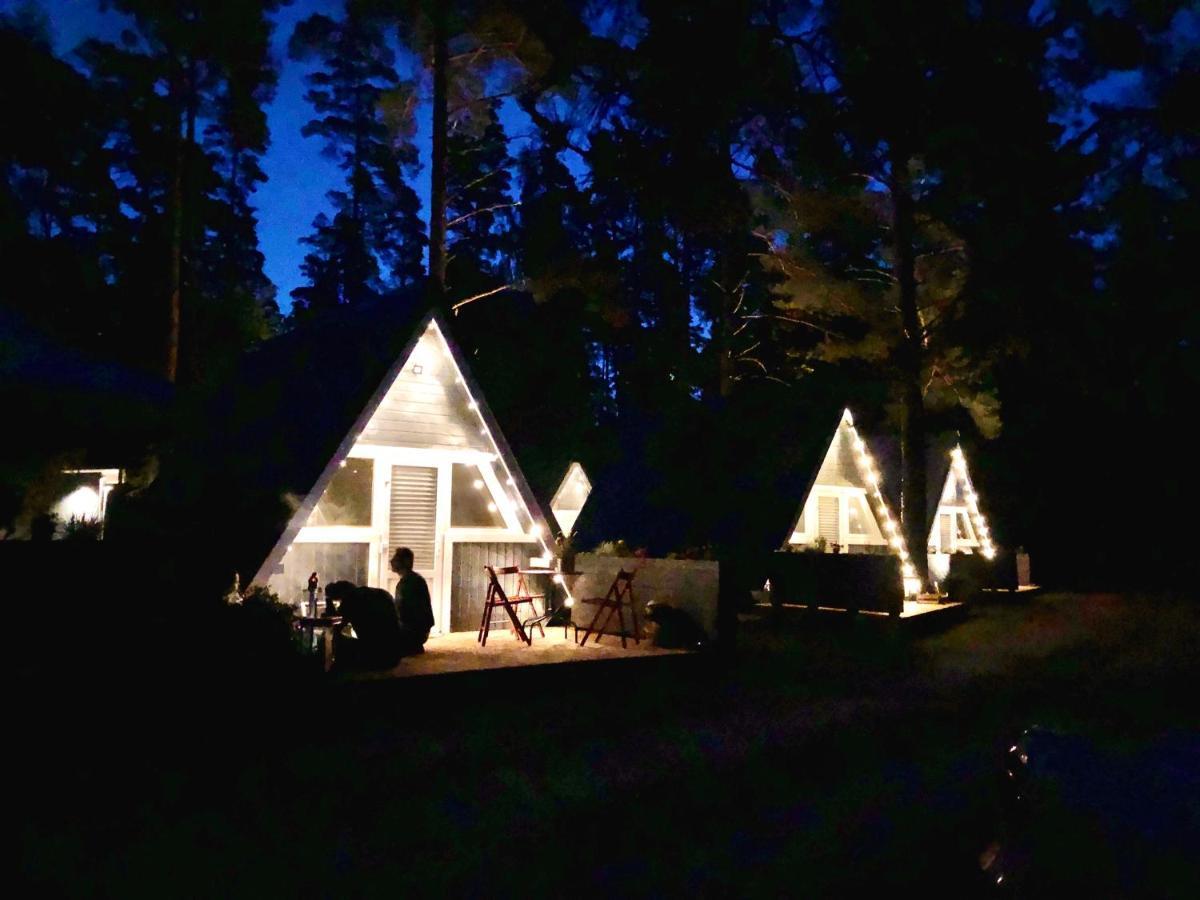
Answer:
[
  {"xmin": 446, "ymin": 201, "xmax": 522, "ymax": 229},
  {"xmin": 447, "ymin": 167, "xmax": 505, "ymax": 204},
  {"xmin": 451, "ymin": 283, "xmax": 515, "ymax": 312}
]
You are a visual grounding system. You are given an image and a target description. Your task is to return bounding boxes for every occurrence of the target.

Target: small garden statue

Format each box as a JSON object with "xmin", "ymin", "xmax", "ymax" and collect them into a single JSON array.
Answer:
[
  {"xmin": 224, "ymin": 572, "xmax": 243, "ymax": 605},
  {"xmin": 307, "ymin": 572, "xmax": 319, "ymax": 617}
]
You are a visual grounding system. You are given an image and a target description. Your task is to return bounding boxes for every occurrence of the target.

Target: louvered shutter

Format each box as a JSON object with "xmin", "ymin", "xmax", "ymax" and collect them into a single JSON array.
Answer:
[
  {"xmin": 818, "ymin": 495, "xmax": 840, "ymax": 543},
  {"xmin": 389, "ymin": 466, "xmax": 438, "ymax": 579},
  {"xmin": 940, "ymin": 513, "xmax": 953, "ymax": 552}
]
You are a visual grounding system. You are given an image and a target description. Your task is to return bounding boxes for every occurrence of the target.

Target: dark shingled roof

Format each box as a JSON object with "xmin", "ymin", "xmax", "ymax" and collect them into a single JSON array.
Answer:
[
  {"xmin": 1, "ymin": 307, "xmax": 172, "ymax": 465},
  {"xmin": 925, "ymin": 432, "xmax": 963, "ymax": 534}
]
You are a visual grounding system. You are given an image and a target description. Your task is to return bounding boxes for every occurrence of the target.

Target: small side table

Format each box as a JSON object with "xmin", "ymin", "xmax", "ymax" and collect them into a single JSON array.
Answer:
[
  {"xmin": 295, "ymin": 615, "xmax": 343, "ymax": 672},
  {"xmin": 518, "ymin": 569, "xmax": 584, "ymax": 639}
]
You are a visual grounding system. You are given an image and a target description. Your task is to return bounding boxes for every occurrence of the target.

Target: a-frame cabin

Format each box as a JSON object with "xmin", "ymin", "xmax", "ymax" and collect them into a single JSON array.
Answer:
[
  {"xmin": 251, "ymin": 312, "xmax": 559, "ymax": 634},
  {"xmin": 783, "ymin": 409, "xmax": 921, "ymax": 595},
  {"xmin": 926, "ymin": 442, "xmax": 996, "ymax": 582}
]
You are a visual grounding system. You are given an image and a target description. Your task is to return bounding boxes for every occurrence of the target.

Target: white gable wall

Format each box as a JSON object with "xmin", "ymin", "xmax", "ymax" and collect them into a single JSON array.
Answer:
[
  {"xmin": 257, "ymin": 317, "xmax": 560, "ymax": 632},
  {"xmin": 787, "ymin": 419, "xmax": 888, "ymax": 550},
  {"xmin": 358, "ymin": 330, "xmax": 491, "ymax": 453}
]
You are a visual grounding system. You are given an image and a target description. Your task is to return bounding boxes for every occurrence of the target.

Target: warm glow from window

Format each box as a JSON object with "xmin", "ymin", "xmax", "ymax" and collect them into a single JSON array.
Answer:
[{"xmin": 57, "ymin": 486, "xmax": 101, "ymax": 521}]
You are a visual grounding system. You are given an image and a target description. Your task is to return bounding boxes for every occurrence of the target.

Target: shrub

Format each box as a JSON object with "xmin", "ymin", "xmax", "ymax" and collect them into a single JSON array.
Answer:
[
  {"xmin": 666, "ymin": 544, "xmax": 717, "ymax": 561},
  {"xmin": 594, "ymin": 539, "xmax": 636, "ymax": 558},
  {"xmin": 222, "ymin": 584, "xmax": 308, "ymax": 676},
  {"xmin": 61, "ymin": 515, "xmax": 103, "ymax": 541}
]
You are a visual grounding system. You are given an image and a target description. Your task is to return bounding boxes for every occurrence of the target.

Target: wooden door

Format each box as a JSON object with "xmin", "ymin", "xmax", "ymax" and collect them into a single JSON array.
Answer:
[{"xmin": 448, "ymin": 542, "xmax": 529, "ymax": 632}]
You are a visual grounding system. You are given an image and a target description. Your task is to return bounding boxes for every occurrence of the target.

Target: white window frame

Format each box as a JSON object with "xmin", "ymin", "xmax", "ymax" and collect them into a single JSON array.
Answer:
[
  {"xmin": 928, "ymin": 503, "xmax": 980, "ymax": 554},
  {"xmin": 788, "ymin": 485, "xmax": 886, "ymax": 548},
  {"xmin": 290, "ymin": 444, "xmax": 542, "ymax": 634}
]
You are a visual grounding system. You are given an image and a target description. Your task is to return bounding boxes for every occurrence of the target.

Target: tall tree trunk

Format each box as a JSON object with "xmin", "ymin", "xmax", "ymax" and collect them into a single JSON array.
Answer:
[
  {"xmin": 180, "ymin": 78, "xmax": 197, "ymax": 380},
  {"xmin": 428, "ymin": 6, "xmax": 449, "ymax": 306},
  {"xmin": 716, "ymin": 135, "xmax": 737, "ymax": 401},
  {"xmin": 891, "ymin": 150, "xmax": 928, "ymax": 587},
  {"xmin": 166, "ymin": 76, "xmax": 185, "ymax": 384}
]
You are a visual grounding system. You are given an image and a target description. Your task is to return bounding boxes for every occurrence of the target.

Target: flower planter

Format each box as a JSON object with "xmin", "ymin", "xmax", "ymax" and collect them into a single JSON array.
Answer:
[{"xmin": 767, "ymin": 551, "xmax": 903, "ymax": 617}]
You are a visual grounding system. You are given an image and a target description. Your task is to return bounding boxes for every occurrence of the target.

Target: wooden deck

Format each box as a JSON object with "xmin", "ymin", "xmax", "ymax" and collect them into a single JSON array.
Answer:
[
  {"xmin": 352, "ymin": 627, "xmax": 690, "ymax": 679},
  {"xmin": 758, "ymin": 599, "xmax": 964, "ymax": 618}
]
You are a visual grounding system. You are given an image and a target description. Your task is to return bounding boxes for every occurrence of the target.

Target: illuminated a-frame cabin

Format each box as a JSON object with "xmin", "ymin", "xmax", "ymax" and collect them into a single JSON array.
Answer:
[
  {"xmin": 926, "ymin": 441, "xmax": 997, "ymax": 583},
  {"xmin": 783, "ymin": 409, "xmax": 921, "ymax": 595},
  {"xmin": 249, "ymin": 310, "xmax": 560, "ymax": 634}
]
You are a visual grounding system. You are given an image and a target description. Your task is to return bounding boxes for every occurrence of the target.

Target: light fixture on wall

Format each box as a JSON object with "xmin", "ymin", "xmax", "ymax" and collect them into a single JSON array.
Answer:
[{"xmin": 412, "ymin": 364, "xmax": 423, "ymax": 375}]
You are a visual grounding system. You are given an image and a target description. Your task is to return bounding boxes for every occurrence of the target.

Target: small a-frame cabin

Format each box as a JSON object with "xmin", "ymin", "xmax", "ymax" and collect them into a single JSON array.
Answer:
[
  {"xmin": 926, "ymin": 442, "xmax": 996, "ymax": 582},
  {"xmin": 250, "ymin": 311, "xmax": 560, "ymax": 634},
  {"xmin": 784, "ymin": 409, "xmax": 921, "ymax": 594},
  {"xmin": 549, "ymin": 461, "xmax": 592, "ymax": 536}
]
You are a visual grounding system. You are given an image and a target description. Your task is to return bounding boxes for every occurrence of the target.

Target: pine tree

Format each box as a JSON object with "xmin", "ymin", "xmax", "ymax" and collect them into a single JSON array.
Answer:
[
  {"xmin": 288, "ymin": 8, "xmax": 425, "ymax": 319},
  {"xmin": 75, "ymin": 1, "xmax": 283, "ymax": 381},
  {"xmin": 749, "ymin": 0, "xmax": 1080, "ymax": 584},
  {"xmin": 444, "ymin": 98, "xmax": 517, "ymax": 301},
  {"xmin": 382, "ymin": 0, "xmax": 553, "ymax": 308}
]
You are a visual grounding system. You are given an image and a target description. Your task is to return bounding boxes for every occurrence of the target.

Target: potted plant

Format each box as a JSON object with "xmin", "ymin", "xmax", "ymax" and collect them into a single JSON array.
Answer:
[{"xmin": 556, "ymin": 531, "xmax": 578, "ymax": 574}]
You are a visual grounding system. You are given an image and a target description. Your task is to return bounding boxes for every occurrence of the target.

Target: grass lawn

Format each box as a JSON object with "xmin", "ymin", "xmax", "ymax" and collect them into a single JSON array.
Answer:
[{"xmin": 19, "ymin": 593, "xmax": 1200, "ymax": 896}]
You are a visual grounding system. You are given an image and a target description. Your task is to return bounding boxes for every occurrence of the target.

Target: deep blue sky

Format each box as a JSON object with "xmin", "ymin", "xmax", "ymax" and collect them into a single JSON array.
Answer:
[
  {"xmin": 30, "ymin": 0, "xmax": 554, "ymax": 311},
  {"xmin": 27, "ymin": 0, "xmax": 453, "ymax": 311}
]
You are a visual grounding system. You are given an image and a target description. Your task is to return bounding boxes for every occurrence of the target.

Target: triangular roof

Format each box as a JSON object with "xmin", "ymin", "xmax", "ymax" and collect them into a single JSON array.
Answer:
[
  {"xmin": 783, "ymin": 410, "xmax": 883, "ymax": 538},
  {"xmin": 783, "ymin": 408, "xmax": 920, "ymax": 589},
  {"xmin": 926, "ymin": 441, "xmax": 996, "ymax": 558},
  {"xmin": 143, "ymin": 296, "xmax": 563, "ymax": 600},
  {"xmin": 250, "ymin": 309, "xmax": 559, "ymax": 585},
  {"xmin": 548, "ymin": 460, "xmax": 592, "ymax": 536}
]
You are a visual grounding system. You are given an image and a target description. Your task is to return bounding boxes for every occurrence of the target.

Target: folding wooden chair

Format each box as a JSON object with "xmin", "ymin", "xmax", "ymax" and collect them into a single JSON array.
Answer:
[
  {"xmin": 576, "ymin": 569, "xmax": 640, "ymax": 648},
  {"xmin": 478, "ymin": 565, "xmax": 546, "ymax": 647}
]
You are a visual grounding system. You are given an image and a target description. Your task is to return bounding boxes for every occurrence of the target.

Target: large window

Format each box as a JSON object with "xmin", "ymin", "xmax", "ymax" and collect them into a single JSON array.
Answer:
[
  {"xmin": 955, "ymin": 511, "xmax": 975, "ymax": 543},
  {"xmin": 450, "ymin": 463, "xmax": 506, "ymax": 528},
  {"xmin": 308, "ymin": 459, "xmax": 374, "ymax": 526},
  {"xmin": 269, "ymin": 542, "xmax": 370, "ymax": 606},
  {"xmin": 847, "ymin": 494, "xmax": 872, "ymax": 535}
]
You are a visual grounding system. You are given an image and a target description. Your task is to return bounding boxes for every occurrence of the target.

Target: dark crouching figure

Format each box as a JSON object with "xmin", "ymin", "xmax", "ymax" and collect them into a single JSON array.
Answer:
[
  {"xmin": 325, "ymin": 580, "xmax": 403, "ymax": 672},
  {"xmin": 391, "ymin": 547, "xmax": 434, "ymax": 655}
]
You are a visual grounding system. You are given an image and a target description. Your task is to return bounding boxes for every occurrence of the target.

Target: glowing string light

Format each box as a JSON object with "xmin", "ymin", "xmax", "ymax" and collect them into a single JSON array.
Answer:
[
  {"xmin": 434, "ymin": 315, "xmax": 576, "ymax": 606},
  {"xmin": 842, "ymin": 411, "xmax": 920, "ymax": 597},
  {"xmin": 950, "ymin": 443, "xmax": 996, "ymax": 560}
]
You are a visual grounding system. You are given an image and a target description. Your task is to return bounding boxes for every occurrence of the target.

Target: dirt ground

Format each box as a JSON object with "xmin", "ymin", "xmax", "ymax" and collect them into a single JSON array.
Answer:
[{"xmin": 18, "ymin": 593, "xmax": 1200, "ymax": 896}]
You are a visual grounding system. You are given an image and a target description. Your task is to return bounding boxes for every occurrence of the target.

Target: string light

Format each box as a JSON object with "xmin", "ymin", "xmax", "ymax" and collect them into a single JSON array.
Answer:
[
  {"xmin": 431, "ymin": 315, "xmax": 577, "ymax": 608},
  {"xmin": 841, "ymin": 409, "xmax": 920, "ymax": 597},
  {"xmin": 950, "ymin": 443, "xmax": 996, "ymax": 560}
]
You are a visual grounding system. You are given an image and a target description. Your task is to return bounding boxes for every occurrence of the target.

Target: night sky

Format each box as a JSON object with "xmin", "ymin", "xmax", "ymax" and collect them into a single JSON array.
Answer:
[{"xmin": 28, "ymin": 0, "xmax": 532, "ymax": 311}]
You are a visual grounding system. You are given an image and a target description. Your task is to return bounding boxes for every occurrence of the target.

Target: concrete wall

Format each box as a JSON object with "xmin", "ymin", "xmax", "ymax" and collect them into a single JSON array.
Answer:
[{"xmin": 571, "ymin": 554, "xmax": 720, "ymax": 638}]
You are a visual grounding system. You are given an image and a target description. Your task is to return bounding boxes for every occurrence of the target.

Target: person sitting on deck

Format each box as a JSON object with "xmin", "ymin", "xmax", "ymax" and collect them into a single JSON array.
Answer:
[
  {"xmin": 325, "ymin": 580, "xmax": 403, "ymax": 672},
  {"xmin": 390, "ymin": 547, "xmax": 434, "ymax": 655}
]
